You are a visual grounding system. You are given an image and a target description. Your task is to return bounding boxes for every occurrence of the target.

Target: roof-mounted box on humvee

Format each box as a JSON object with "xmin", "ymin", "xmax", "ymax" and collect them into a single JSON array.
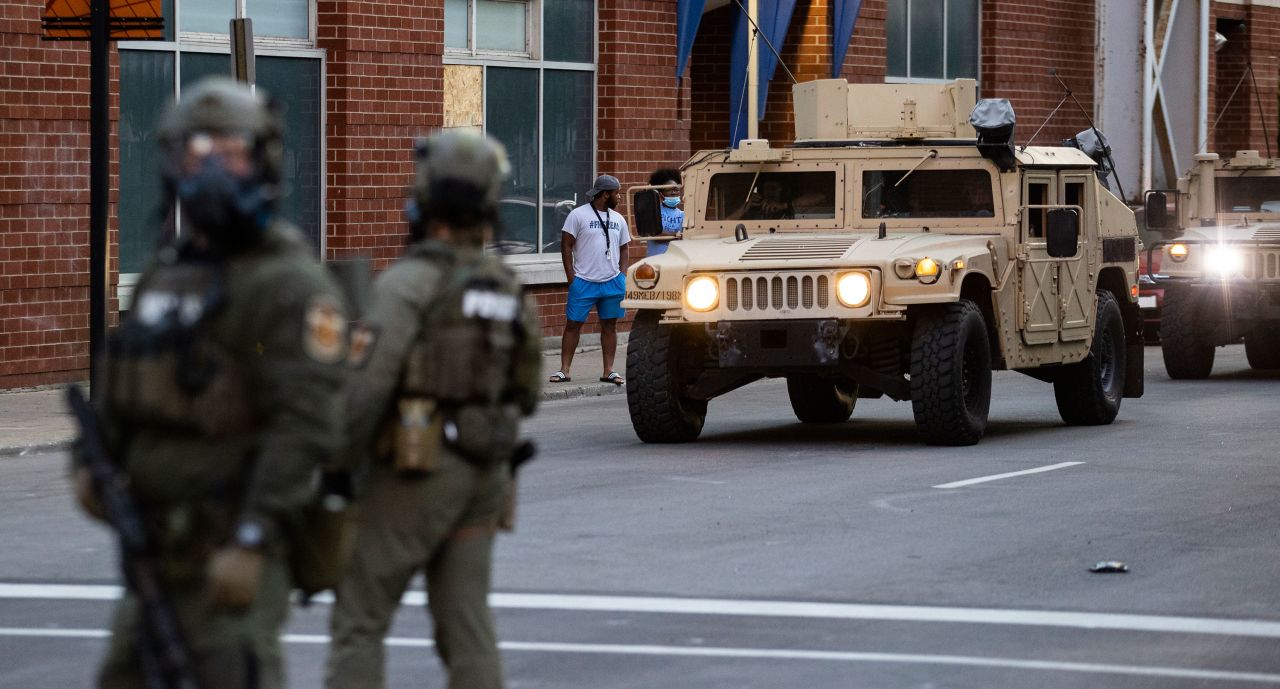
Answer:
[{"xmin": 623, "ymin": 79, "xmax": 1144, "ymax": 447}]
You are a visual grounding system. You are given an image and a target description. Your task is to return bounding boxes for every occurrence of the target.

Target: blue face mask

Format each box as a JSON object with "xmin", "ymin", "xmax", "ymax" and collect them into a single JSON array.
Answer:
[{"xmin": 662, "ymin": 196, "xmax": 681, "ymax": 209}]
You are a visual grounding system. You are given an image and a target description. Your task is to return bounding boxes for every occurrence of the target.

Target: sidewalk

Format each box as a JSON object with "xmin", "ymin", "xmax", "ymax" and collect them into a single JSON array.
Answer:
[{"xmin": 0, "ymin": 340, "xmax": 628, "ymax": 457}]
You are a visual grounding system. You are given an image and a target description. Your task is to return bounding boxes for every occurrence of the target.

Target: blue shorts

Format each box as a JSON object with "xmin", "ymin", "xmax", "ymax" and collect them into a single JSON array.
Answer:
[{"xmin": 567, "ymin": 274, "xmax": 626, "ymax": 323}]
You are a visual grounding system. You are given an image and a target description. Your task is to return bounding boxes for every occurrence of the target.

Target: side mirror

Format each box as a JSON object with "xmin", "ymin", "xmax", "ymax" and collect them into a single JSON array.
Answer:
[
  {"xmin": 1144, "ymin": 190, "xmax": 1168, "ymax": 229},
  {"xmin": 631, "ymin": 189, "xmax": 663, "ymax": 237},
  {"xmin": 1046, "ymin": 208, "xmax": 1079, "ymax": 258}
]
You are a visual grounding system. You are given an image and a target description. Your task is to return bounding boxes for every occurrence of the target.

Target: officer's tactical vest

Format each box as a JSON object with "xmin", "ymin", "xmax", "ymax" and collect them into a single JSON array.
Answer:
[
  {"xmin": 104, "ymin": 252, "xmax": 253, "ymax": 438},
  {"xmin": 398, "ymin": 242, "xmax": 526, "ymax": 467}
]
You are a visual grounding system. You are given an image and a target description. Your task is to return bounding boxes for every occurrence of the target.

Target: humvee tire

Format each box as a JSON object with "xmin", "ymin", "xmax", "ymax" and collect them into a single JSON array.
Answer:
[
  {"xmin": 1054, "ymin": 291, "xmax": 1125, "ymax": 425},
  {"xmin": 786, "ymin": 375, "xmax": 857, "ymax": 424},
  {"xmin": 1245, "ymin": 328, "xmax": 1280, "ymax": 370},
  {"xmin": 1160, "ymin": 286, "xmax": 1215, "ymax": 379},
  {"xmin": 627, "ymin": 311, "xmax": 707, "ymax": 443},
  {"xmin": 910, "ymin": 299, "xmax": 992, "ymax": 446}
]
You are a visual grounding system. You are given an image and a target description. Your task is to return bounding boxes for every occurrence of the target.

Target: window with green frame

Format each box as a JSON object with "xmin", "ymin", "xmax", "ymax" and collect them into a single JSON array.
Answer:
[
  {"xmin": 117, "ymin": 0, "xmax": 322, "ymax": 280},
  {"xmin": 886, "ymin": 0, "xmax": 979, "ymax": 82},
  {"xmin": 446, "ymin": 0, "xmax": 596, "ymax": 259}
]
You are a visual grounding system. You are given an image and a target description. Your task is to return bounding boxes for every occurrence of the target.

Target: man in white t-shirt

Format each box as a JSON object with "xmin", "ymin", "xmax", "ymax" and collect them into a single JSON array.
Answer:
[{"xmin": 550, "ymin": 174, "xmax": 631, "ymax": 385}]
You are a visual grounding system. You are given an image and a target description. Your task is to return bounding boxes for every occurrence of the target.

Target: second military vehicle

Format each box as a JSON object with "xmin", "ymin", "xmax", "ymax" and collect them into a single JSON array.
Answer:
[
  {"xmin": 1146, "ymin": 150, "xmax": 1280, "ymax": 377},
  {"xmin": 623, "ymin": 79, "xmax": 1145, "ymax": 446}
]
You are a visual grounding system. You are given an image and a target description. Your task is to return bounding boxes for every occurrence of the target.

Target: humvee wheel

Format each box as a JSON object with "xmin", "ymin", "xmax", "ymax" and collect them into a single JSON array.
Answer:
[
  {"xmin": 910, "ymin": 299, "xmax": 992, "ymax": 446},
  {"xmin": 786, "ymin": 375, "xmax": 857, "ymax": 424},
  {"xmin": 627, "ymin": 311, "xmax": 707, "ymax": 443},
  {"xmin": 1245, "ymin": 327, "xmax": 1280, "ymax": 370},
  {"xmin": 1053, "ymin": 291, "xmax": 1125, "ymax": 425},
  {"xmin": 1160, "ymin": 286, "xmax": 1215, "ymax": 379}
]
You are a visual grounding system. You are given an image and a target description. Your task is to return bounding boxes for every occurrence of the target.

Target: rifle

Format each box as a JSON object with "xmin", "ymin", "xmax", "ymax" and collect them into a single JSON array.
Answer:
[{"xmin": 67, "ymin": 385, "xmax": 201, "ymax": 689}]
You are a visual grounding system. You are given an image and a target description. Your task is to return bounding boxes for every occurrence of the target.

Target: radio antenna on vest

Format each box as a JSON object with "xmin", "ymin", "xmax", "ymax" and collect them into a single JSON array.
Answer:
[{"xmin": 1051, "ymin": 68, "xmax": 1126, "ymax": 201}]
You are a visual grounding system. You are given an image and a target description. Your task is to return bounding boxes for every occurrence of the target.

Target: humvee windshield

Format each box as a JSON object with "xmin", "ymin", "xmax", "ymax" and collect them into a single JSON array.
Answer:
[
  {"xmin": 863, "ymin": 169, "xmax": 994, "ymax": 218},
  {"xmin": 1215, "ymin": 176, "xmax": 1280, "ymax": 213},
  {"xmin": 705, "ymin": 171, "xmax": 837, "ymax": 221}
]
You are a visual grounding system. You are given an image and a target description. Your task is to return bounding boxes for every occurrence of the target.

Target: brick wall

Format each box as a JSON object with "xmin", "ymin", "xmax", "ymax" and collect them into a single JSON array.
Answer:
[
  {"xmin": 317, "ymin": 0, "xmax": 442, "ymax": 268},
  {"xmin": 0, "ymin": 2, "xmax": 108, "ymax": 389},
  {"xmin": 980, "ymin": 0, "xmax": 1097, "ymax": 149},
  {"xmin": 1210, "ymin": 2, "xmax": 1280, "ymax": 158}
]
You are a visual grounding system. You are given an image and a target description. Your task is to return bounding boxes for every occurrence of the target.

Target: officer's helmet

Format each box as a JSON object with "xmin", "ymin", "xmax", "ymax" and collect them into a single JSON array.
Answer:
[
  {"xmin": 410, "ymin": 129, "xmax": 511, "ymax": 236},
  {"xmin": 158, "ymin": 77, "xmax": 283, "ymax": 186}
]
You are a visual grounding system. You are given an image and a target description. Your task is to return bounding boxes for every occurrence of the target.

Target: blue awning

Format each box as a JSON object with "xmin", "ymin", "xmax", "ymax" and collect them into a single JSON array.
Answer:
[
  {"xmin": 729, "ymin": 0, "xmax": 798, "ymax": 146},
  {"xmin": 831, "ymin": 0, "xmax": 863, "ymax": 78},
  {"xmin": 675, "ymin": 0, "xmax": 707, "ymax": 79}
]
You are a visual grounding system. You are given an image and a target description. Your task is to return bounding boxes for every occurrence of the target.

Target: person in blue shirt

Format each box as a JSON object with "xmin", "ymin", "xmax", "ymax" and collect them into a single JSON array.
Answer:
[{"xmin": 646, "ymin": 168, "xmax": 683, "ymax": 257}]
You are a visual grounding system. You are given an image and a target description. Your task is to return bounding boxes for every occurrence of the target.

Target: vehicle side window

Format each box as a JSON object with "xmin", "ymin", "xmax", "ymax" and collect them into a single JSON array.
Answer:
[
  {"xmin": 861, "ymin": 169, "xmax": 994, "ymax": 218},
  {"xmin": 705, "ymin": 171, "xmax": 837, "ymax": 221},
  {"xmin": 1064, "ymin": 182, "xmax": 1084, "ymax": 209},
  {"xmin": 1027, "ymin": 182, "xmax": 1049, "ymax": 238}
]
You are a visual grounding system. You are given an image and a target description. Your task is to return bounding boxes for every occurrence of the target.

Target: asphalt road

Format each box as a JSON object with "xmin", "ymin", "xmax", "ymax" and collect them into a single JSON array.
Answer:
[{"xmin": 2, "ymin": 345, "xmax": 1279, "ymax": 688}]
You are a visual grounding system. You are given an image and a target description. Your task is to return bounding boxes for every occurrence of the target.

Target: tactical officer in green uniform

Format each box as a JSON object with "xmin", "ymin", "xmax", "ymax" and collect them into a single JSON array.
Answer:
[
  {"xmin": 72, "ymin": 77, "xmax": 349, "ymax": 689},
  {"xmin": 325, "ymin": 130, "xmax": 541, "ymax": 689}
]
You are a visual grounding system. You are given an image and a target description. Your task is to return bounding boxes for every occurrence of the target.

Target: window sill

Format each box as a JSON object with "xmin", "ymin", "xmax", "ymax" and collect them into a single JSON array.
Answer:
[{"xmin": 506, "ymin": 258, "xmax": 568, "ymax": 286}]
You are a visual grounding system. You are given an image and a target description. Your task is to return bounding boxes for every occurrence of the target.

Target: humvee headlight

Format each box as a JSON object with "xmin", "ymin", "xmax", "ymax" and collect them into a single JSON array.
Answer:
[
  {"xmin": 1204, "ymin": 245, "xmax": 1244, "ymax": 277},
  {"xmin": 836, "ymin": 272, "xmax": 872, "ymax": 308},
  {"xmin": 1169, "ymin": 243, "xmax": 1189, "ymax": 262},
  {"xmin": 685, "ymin": 275, "xmax": 719, "ymax": 312},
  {"xmin": 634, "ymin": 263, "xmax": 659, "ymax": 290}
]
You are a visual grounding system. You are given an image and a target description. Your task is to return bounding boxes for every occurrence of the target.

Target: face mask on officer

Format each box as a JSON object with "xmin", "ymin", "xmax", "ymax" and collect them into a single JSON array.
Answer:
[{"xmin": 173, "ymin": 132, "xmax": 274, "ymax": 249}]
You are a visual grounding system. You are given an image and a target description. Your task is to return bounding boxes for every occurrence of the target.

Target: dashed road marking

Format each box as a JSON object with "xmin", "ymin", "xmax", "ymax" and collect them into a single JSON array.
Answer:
[{"xmin": 933, "ymin": 461, "xmax": 1086, "ymax": 489}]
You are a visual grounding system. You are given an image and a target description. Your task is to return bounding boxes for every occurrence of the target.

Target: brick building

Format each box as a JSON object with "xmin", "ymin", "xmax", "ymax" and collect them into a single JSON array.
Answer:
[{"xmin": 1, "ymin": 0, "xmax": 1277, "ymax": 389}]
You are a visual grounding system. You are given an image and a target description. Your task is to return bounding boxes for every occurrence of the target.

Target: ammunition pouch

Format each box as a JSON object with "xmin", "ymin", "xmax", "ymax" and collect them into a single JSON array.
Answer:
[
  {"xmin": 447, "ymin": 403, "xmax": 520, "ymax": 468},
  {"xmin": 105, "ymin": 341, "xmax": 254, "ymax": 438},
  {"xmin": 285, "ymin": 470, "xmax": 357, "ymax": 597}
]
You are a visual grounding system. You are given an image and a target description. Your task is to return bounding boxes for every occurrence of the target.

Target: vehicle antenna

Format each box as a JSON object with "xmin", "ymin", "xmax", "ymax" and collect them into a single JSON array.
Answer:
[
  {"xmin": 1246, "ymin": 63, "xmax": 1273, "ymax": 158},
  {"xmin": 728, "ymin": 0, "xmax": 798, "ymax": 85},
  {"xmin": 1021, "ymin": 92, "xmax": 1071, "ymax": 153},
  {"xmin": 1052, "ymin": 69, "xmax": 1126, "ymax": 201}
]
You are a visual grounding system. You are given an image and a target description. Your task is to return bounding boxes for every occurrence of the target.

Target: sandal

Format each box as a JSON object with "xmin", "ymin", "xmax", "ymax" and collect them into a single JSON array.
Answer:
[
  {"xmin": 600, "ymin": 371, "xmax": 625, "ymax": 385},
  {"xmin": 549, "ymin": 371, "xmax": 571, "ymax": 383}
]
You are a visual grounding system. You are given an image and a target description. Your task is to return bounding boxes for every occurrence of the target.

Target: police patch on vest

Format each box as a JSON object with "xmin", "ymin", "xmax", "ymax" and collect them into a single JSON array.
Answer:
[
  {"xmin": 304, "ymin": 296, "xmax": 347, "ymax": 364},
  {"xmin": 461, "ymin": 289, "xmax": 519, "ymax": 321},
  {"xmin": 347, "ymin": 322, "xmax": 378, "ymax": 368}
]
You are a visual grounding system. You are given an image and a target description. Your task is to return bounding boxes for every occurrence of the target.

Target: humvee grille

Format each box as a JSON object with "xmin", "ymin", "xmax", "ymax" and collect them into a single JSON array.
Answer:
[
  {"xmin": 1252, "ymin": 227, "xmax": 1280, "ymax": 242},
  {"xmin": 740, "ymin": 237, "xmax": 857, "ymax": 261},
  {"xmin": 724, "ymin": 273, "xmax": 830, "ymax": 314},
  {"xmin": 1241, "ymin": 251, "xmax": 1280, "ymax": 280}
]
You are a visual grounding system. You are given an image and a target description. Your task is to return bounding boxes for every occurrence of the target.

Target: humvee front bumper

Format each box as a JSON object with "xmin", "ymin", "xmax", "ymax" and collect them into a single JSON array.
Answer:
[{"xmin": 710, "ymin": 319, "xmax": 844, "ymax": 368}]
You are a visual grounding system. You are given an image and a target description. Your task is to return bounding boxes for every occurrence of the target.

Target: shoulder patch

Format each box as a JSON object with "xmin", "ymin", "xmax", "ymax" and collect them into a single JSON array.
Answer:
[
  {"xmin": 303, "ymin": 295, "xmax": 347, "ymax": 364},
  {"xmin": 346, "ymin": 322, "xmax": 379, "ymax": 368}
]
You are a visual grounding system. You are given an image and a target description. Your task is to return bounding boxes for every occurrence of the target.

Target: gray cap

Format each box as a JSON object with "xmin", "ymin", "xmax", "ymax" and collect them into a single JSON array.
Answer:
[{"xmin": 587, "ymin": 174, "xmax": 621, "ymax": 199}]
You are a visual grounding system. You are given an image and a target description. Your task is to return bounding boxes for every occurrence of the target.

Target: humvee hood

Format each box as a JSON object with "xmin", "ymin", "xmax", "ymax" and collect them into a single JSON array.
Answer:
[
  {"xmin": 1178, "ymin": 222, "xmax": 1280, "ymax": 244},
  {"xmin": 649, "ymin": 232, "xmax": 1000, "ymax": 271}
]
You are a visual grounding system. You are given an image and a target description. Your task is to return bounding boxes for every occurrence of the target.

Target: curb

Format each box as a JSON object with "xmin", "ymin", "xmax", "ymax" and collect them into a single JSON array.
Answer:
[
  {"xmin": 0, "ymin": 438, "xmax": 73, "ymax": 458},
  {"xmin": 541, "ymin": 381, "xmax": 626, "ymax": 402}
]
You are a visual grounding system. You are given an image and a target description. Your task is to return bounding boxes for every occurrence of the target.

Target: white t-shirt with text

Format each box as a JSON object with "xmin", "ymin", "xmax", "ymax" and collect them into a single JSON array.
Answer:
[{"xmin": 562, "ymin": 204, "xmax": 630, "ymax": 282}]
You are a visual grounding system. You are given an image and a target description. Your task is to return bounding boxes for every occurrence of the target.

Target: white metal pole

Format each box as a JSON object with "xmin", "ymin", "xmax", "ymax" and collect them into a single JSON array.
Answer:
[
  {"xmin": 1198, "ymin": 0, "xmax": 1209, "ymax": 153},
  {"xmin": 236, "ymin": 0, "xmax": 245, "ymax": 19},
  {"xmin": 747, "ymin": 0, "xmax": 759, "ymax": 141},
  {"xmin": 1142, "ymin": 0, "xmax": 1154, "ymax": 192}
]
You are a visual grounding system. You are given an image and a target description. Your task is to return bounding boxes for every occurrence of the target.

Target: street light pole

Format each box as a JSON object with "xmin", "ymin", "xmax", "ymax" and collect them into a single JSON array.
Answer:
[
  {"xmin": 88, "ymin": 0, "xmax": 109, "ymax": 397},
  {"xmin": 746, "ymin": 0, "xmax": 759, "ymax": 141}
]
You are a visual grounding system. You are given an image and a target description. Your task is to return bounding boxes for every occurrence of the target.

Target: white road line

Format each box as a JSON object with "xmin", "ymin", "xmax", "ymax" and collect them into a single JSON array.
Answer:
[
  {"xmin": 1, "ymin": 628, "xmax": 1279, "ymax": 683},
  {"xmin": 5, "ymin": 583, "xmax": 1280, "ymax": 639},
  {"xmin": 933, "ymin": 461, "xmax": 1086, "ymax": 489}
]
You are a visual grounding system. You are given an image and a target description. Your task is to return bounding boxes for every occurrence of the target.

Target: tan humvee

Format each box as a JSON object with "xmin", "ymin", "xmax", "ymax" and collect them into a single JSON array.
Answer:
[
  {"xmin": 624, "ymin": 79, "xmax": 1144, "ymax": 446},
  {"xmin": 1145, "ymin": 150, "xmax": 1280, "ymax": 377}
]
